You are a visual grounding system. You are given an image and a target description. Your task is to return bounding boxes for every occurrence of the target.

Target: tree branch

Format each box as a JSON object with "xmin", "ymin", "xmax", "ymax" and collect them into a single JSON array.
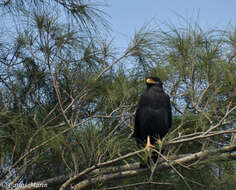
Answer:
[
  {"xmin": 14, "ymin": 144, "xmax": 236, "ymax": 190},
  {"xmin": 72, "ymin": 144, "xmax": 236, "ymax": 190}
]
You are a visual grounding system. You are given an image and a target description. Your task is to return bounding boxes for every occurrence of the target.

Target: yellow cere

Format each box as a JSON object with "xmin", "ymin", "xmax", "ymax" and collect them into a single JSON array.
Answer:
[{"xmin": 146, "ymin": 78, "xmax": 156, "ymax": 84}]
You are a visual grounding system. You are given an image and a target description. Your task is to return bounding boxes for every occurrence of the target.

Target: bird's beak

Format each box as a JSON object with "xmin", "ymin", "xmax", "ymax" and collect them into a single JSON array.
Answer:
[{"xmin": 146, "ymin": 78, "xmax": 156, "ymax": 84}]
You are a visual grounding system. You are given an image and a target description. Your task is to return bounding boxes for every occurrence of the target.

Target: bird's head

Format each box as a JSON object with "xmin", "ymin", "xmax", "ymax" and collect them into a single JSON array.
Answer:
[{"xmin": 146, "ymin": 76, "xmax": 163, "ymax": 88}]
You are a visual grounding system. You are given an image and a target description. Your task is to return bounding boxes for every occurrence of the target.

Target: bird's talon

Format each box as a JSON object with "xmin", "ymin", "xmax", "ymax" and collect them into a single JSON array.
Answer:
[{"xmin": 144, "ymin": 144, "xmax": 154, "ymax": 150}]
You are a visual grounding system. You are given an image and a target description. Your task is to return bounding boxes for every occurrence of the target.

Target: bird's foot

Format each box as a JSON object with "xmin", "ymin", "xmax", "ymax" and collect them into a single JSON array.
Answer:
[
  {"xmin": 144, "ymin": 136, "xmax": 154, "ymax": 150},
  {"xmin": 144, "ymin": 144, "xmax": 154, "ymax": 150}
]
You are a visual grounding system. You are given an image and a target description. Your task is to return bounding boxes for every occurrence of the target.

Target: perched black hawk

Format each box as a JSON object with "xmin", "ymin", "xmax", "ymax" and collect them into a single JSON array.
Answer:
[{"xmin": 133, "ymin": 76, "xmax": 172, "ymax": 149}]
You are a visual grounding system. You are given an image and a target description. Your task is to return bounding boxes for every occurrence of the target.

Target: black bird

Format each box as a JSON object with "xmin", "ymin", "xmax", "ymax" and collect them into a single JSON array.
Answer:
[{"xmin": 133, "ymin": 76, "xmax": 172, "ymax": 150}]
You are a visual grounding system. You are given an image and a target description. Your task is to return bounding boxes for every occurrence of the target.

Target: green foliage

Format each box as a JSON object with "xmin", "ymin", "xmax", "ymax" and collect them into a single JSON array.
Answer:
[{"xmin": 0, "ymin": 1, "xmax": 235, "ymax": 189}]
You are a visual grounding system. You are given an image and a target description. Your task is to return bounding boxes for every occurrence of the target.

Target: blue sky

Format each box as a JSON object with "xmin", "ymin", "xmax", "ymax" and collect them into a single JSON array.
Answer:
[{"xmin": 104, "ymin": 0, "xmax": 236, "ymax": 48}]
